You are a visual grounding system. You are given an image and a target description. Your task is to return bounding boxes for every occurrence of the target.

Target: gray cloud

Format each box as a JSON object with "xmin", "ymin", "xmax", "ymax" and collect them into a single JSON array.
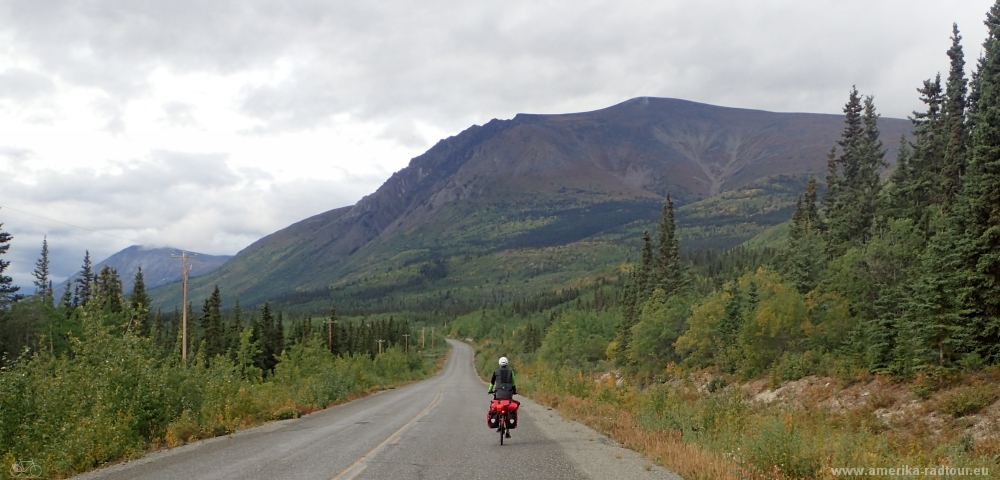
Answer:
[
  {"xmin": 378, "ymin": 119, "xmax": 428, "ymax": 149},
  {"xmin": 1, "ymin": 1, "xmax": 992, "ymax": 134},
  {"xmin": 0, "ymin": 149, "xmax": 386, "ymax": 290},
  {"xmin": 0, "ymin": 146, "xmax": 36, "ymax": 168},
  {"xmin": 0, "ymin": 68, "xmax": 55, "ymax": 100}
]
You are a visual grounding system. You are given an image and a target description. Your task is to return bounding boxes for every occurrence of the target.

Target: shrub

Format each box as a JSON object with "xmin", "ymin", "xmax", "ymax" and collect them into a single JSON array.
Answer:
[{"xmin": 938, "ymin": 385, "xmax": 999, "ymax": 417}]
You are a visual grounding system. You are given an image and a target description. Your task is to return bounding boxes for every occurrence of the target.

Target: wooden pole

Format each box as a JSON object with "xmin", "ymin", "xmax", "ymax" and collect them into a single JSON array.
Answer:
[
  {"xmin": 421, "ymin": 327, "xmax": 425, "ymax": 350},
  {"xmin": 171, "ymin": 251, "xmax": 197, "ymax": 366},
  {"xmin": 377, "ymin": 339, "xmax": 385, "ymax": 355},
  {"xmin": 402, "ymin": 333, "xmax": 410, "ymax": 353}
]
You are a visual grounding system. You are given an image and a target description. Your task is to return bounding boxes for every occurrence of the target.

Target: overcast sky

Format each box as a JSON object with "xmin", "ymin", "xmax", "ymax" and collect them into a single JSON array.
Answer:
[{"xmin": 0, "ymin": 0, "xmax": 994, "ymax": 290}]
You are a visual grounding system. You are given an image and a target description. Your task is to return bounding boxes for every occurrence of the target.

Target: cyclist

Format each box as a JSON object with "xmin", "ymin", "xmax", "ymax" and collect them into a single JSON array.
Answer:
[{"xmin": 488, "ymin": 356, "xmax": 517, "ymax": 438}]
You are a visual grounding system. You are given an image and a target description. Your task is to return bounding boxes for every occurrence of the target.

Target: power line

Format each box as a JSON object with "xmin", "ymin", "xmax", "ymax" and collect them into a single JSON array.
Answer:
[{"xmin": 0, "ymin": 203, "xmax": 136, "ymax": 243}]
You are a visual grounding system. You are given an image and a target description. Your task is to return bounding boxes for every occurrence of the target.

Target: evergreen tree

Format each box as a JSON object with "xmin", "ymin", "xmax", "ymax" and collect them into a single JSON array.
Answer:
[
  {"xmin": 942, "ymin": 23, "xmax": 969, "ymax": 201},
  {"xmin": 31, "ymin": 236, "xmax": 52, "ymax": 299},
  {"xmin": 153, "ymin": 308, "xmax": 164, "ymax": 346},
  {"xmin": 229, "ymin": 299, "xmax": 243, "ymax": 359},
  {"xmin": 93, "ymin": 266, "xmax": 124, "ymax": 313},
  {"xmin": 74, "ymin": 251, "xmax": 94, "ymax": 306},
  {"xmin": 199, "ymin": 286, "xmax": 225, "ymax": 360},
  {"xmin": 955, "ymin": 1, "xmax": 1000, "ymax": 360},
  {"xmin": 615, "ymin": 270, "xmax": 639, "ymax": 366},
  {"xmin": 275, "ymin": 310, "xmax": 285, "ymax": 356},
  {"xmin": 129, "ymin": 267, "xmax": 152, "ymax": 336},
  {"xmin": 783, "ymin": 178, "xmax": 825, "ymax": 294},
  {"xmin": 653, "ymin": 195, "xmax": 686, "ymax": 295},
  {"xmin": 825, "ymin": 88, "xmax": 886, "ymax": 255},
  {"xmin": 58, "ymin": 284, "xmax": 73, "ymax": 314},
  {"xmin": 328, "ymin": 304, "xmax": 340, "ymax": 354},
  {"xmin": 257, "ymin": 302, "xmax": 279, "ymax": 371},
  {"xmin": 0, "ymin": 218, "xmax": 19, "ymax": 308},
  {"xmin": 715, "ymin": 283, "xmax": 745, "ymax": 373}
]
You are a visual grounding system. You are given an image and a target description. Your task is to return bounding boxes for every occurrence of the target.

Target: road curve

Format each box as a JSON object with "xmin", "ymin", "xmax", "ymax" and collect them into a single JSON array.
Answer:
[{"xmin": 74, "ymin": 339, "xmax": 680, "ymax": 480}]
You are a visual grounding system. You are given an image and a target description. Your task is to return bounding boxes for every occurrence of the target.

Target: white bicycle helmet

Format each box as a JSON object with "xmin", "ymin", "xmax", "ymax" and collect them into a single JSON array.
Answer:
[{"xmin": 499, "ymin": 357, "xmax": 509, "ymax": 367}]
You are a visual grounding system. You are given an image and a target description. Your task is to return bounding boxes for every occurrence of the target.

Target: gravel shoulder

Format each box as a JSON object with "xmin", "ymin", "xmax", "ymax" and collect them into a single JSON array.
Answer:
[{"xmin": 515, "ymin": 394, "xmax": 683, "ymax": 479}]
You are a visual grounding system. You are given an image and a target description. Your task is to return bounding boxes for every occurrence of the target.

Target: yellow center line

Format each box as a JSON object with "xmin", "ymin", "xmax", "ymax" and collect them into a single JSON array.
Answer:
[{"xmin": 332, "ymin": 384, "xmax": 449, "ymax": 480}]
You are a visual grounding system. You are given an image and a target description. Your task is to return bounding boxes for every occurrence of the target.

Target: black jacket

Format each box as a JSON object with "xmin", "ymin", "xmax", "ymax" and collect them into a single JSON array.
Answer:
[{"xmin": 489, "ymin": 366, "xmax": 516, "ymax": 399}]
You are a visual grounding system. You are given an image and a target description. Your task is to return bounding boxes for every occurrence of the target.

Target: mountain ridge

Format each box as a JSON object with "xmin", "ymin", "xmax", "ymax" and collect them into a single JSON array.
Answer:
[
  {"xmin": 57, "ymin": 246, "xmax": 230, "ymax": 298},
  {"xmin": 150, "ymin": 96, "xmax": 911, "ymax": 310}
]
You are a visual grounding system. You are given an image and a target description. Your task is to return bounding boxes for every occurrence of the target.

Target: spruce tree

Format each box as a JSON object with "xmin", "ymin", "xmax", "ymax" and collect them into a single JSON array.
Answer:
[
  {"xmin": 715, "ymin": 283, "xmax": 745, "ymax": 373},
  {"xmin": 258, "ymin": 302, "xmax": 278, "ymax": 371},
  {"xmin": 74, "ymin": 251, "xmax": 94, "ymax": 306},
  {"xmin": 153, "ymin": 308, "xmax": 164, "ymax": 346},
  {"xmin": 275, "ymin": 310, "xmax": 285, "ymax": 356},
  {"xmin": 58, "ymin": 284, "xmax": 73, "ymax": 312},
  {"xmin": 32, "ymin": 236, "xmax": 51, "ymax": 299},
  {"xmin": 199, "ymin": 286, "xmax": 225, "ymax": 360},
  {"xmin": 93, "ymin": 266, "xmax": 124, "ymax": 313},
  {"xmin": 653, "ymin": 195, "xmax": 685, "ymax": 295},
  {"xmin": 129, "ymin": 267, "xmax": 152, "ymax": 336},
  {"xmin": 229, "ymin": 299, "xmax": 243, "ymax": 359},
  {"xmin": 956, "ymin": 0, "xmax": 1000, "ymax": 360},
  {"xmin": 783, "ymin": 180, "xmax": 825, "ymax": 295},
  {"xmin": 0, "ymin": 217, "xmax": 19, "ymax": 308},
  {"xmin": 330, "ymin": 317, "xmax": 342, "ymax": 355},
  {"xmin": 825, "ymin": 88, "xmax": 886, "ymax": 255},
  {"xmin": 615, "ymin": 270, "xmax": 638, "ymax": 366},
  {"xmin": 943, "ymin": 23, "xmax": 969, "ymax": 201}
]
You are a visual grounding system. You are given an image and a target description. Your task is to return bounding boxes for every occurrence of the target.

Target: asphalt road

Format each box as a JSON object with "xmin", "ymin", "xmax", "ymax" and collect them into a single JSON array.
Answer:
[{"xmin": 74, "ymin": 339, "xmax": 681, "ymax": 480}]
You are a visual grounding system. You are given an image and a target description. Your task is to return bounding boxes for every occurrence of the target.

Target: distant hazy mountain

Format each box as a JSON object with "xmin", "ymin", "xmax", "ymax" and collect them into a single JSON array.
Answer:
[
  {"xmin": 150, "ymin": 97, "xmax": 911, "ymax": 310},
  {"xmin": 56, "ymin": 246, "xmax": 231, "ymax": 298}
]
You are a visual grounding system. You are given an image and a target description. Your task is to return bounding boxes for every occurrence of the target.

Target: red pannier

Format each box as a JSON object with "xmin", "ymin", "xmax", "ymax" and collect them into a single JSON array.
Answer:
[{"xmin": 487, "ymin": 399, "xmax": 520, "ymax": 429}]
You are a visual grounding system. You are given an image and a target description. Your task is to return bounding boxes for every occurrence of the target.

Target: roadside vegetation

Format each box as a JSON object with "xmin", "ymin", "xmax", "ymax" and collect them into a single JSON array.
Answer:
[{"xmin": 0, "ymin": 270, "xmax": 447, "ymax": 479}]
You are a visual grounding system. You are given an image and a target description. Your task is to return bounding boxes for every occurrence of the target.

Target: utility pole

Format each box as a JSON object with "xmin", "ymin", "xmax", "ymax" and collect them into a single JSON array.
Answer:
[
  {"xmin": 422, "ymin": 327, "xmax": 425, "ymax": 350},
  {"xmin": 377, "ymin": 339, "xmax": 385, "ymax": 355},
  {"xmin": 402, "ymin": 333, "xmax": 410, "ymax": 353},
  {"xmin": 171, "ymin": 251, "xmax": 197, "ymax": 366},
  {"xmin": 431, "ymin": 327, "xmax": 435, "ymax": 349}
]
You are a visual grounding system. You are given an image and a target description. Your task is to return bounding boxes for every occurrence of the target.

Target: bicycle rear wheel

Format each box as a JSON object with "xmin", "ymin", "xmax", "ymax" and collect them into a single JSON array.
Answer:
[{"xmin": 499, "ymin": 415, "xmax": 506, "ymax": 445}]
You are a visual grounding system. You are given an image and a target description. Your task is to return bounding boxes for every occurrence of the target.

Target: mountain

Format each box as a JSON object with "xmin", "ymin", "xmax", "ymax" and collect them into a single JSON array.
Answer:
[
  {"xmin": 57, "ymin": 246, "xmax": 231, "ymax": 298},
  {"xmin": 150, "ymin": 97, "xmax": 911, "ymax": 312}
]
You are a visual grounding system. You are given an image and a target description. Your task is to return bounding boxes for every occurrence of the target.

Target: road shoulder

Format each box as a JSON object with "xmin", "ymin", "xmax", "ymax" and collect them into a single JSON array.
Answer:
[{"xmin": 519, "ymin": 395, "xmax": 683, "ymax": 479}]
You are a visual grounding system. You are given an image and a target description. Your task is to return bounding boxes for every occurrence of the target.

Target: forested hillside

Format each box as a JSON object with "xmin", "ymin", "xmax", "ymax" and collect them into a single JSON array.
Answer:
[{"xmin": 147, "ymin": 97, "xmax": 909, "ymax": 311}]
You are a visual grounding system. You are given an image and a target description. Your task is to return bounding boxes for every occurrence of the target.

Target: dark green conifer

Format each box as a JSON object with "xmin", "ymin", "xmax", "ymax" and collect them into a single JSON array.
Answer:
[
  {"xmin": 93, "ymin": 266, "xmax": 123, "ymax": 313},
  {"xmin": 31, "ymin": 236, "xmax": 51, "ymax": 300},
  {"xmin": 74, "ymin": 251, "xmax": 94, "ymax": 307},
  {"xmin": 943, "ymin": 23, "xmax": 969, "ymax": 200},
  {"xmin": 199, "ymin": 286, "xmax": 225, "ymax": 360},
  {"xmin": 653, "ymin": 195, "xmax": 685, "ymax": 295},
  {"xmin": 825, "ymin": 89, "xmax": 886, "ymax": 255},
  {"xmin": 129, "ymin": 267, "xmax": 152, "ymax": 336},
  {"xmin": 0, "ymin": 218, "xmax": 19, "ymax": 309},
  {"xmin": 955, "ymin": 1, "xmax": 1000, "ymax": 360}
]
